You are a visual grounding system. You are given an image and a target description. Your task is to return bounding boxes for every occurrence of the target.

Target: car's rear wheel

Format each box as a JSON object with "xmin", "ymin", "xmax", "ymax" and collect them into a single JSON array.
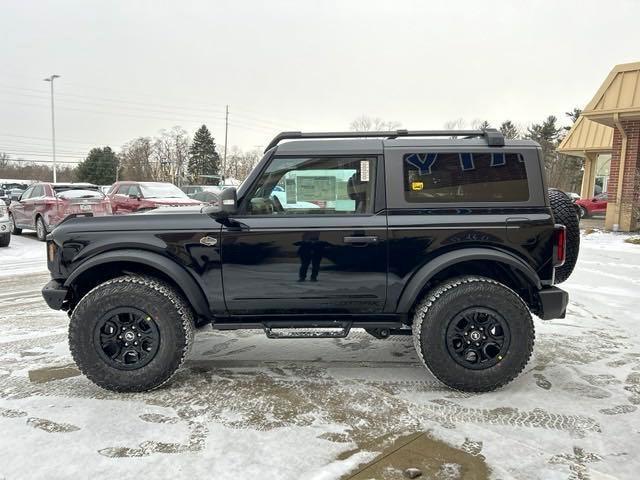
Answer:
[
  {"xmin": 0, "ymin": 232, "xmax": 9, "ymax": 247},
  {"xmin": 35, "ymin": 216, "xmax": 47, "ymax": 241},
  {"xmin": 9, "ymin": 214, "xmax": 21, "ymax": 235},
  {"xmin": 548, "ymin": 189, "xmax": 580, "ymax": 284},
  {"xmin": 69, "ymin": 275, "xmax": 194, "ymax": 392},
  {"xmin": 413, "ymin": 276, "xmax": 534, "ymax": 392}
]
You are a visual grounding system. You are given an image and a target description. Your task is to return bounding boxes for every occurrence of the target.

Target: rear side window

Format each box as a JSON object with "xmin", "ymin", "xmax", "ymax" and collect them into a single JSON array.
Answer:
[{"xmin": 403, "ymin": 152, "xmax": 529, "ymax": 203}]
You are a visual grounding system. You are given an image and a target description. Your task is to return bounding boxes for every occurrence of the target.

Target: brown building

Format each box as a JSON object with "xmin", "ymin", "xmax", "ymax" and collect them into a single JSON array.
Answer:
[{"xmin": 558, "ymin": 61, "xmax": 640, "ymax": 231}]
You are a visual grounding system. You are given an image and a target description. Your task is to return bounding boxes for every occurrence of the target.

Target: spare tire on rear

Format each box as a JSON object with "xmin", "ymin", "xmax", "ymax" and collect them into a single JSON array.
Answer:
[{"xmin": 548, "ymin": 189, "xmax": 580, "ymax": 283}]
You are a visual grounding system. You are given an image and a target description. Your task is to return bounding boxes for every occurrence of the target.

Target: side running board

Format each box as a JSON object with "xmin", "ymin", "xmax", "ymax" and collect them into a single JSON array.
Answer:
[{"xmin": 264, "ymin": 326, "xmax": 351, "ymax": 339}]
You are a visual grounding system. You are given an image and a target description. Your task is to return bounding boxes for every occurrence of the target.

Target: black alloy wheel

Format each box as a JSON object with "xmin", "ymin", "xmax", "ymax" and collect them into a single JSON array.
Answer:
[
  {"xmin": 94, "ymin": 307, "xmax": 161, "ymax": 370},
  {"xmin": 445, "ymin": 307, "xmax": 510, "ymax": 370}
]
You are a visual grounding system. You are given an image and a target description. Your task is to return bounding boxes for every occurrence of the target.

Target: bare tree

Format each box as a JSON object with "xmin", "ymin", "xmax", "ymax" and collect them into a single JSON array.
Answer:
[
  {"xmin": 0, "ymin": 152, "xmax": 9, "ymax": 169},
  {"xmin": 350, "ymin": 115, "xmax": 401, "ymax": 131},
  {"xmin": 152, "ymin": 127, "xmax": 190, "ymax": 185},
  {"xmin": 224, "ymin": 146, "xmax": 262, "ymax": 180},
  {"xmin": 119, "ymin": 137, "xmax": 153, "ymax": 181},
  {"xmin": 443, "ymin": 118, "xmax": 467, "ymax": 130}
]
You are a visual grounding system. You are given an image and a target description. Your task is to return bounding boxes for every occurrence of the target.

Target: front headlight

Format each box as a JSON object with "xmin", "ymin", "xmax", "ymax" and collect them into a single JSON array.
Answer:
[{"xmin": 0, "ymin": 204, "xmax": 7, "ymax": 217}]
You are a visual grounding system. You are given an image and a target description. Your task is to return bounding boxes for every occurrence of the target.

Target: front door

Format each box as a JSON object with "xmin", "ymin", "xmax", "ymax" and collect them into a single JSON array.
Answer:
[
  {"xmin": 12, "ymin": 185, "xmax": 35, "ymax": 226},
  {"xmin": 220, "ymin": 155, "xmax": 387, "ymax": 315}
]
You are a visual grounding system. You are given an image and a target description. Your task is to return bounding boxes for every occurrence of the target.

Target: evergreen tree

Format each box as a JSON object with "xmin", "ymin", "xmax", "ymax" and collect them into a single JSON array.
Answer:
[
  {"xmin": 75, "ymin": 147, "xmax": 118, "ymax": 185},
  {"xmin": 565, "ymin": 107, "xmax": 582, "ymax": 124},
  {"xmin": 476, "ymin": 120, "xmax": 491, "ymax": 130},
  {"xmin": 188, "ymin": 125, "xmax": 220, "ymax": 183},
  {"xmin": 526, "ymin": 115, "xmax": 582, "ymax": 192},
  {"xmin": 500, "ymin": 120, "xmax": 520, "ymax": 139}
]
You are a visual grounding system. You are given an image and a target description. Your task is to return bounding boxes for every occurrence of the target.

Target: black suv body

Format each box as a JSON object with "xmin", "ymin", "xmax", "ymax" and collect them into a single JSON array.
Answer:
[{"xmin": 42, "ymin": 129, "xmax": 576, "ymax": 393}]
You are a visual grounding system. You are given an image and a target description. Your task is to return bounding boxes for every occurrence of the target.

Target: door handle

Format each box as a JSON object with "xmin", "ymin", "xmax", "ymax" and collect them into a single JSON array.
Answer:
[{"xmin": 343, "ymin": 235, "xmax": 378, "ymax": 245}]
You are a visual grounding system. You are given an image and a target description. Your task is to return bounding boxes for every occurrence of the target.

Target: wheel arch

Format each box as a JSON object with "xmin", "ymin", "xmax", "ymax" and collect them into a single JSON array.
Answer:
[
  {"xmin": 64, "ymin": 249, "xmax": 211, "ymax": 325},
  {"xmin": 395, "ymin": 248, "xmax": 542, "ymax": 315}
]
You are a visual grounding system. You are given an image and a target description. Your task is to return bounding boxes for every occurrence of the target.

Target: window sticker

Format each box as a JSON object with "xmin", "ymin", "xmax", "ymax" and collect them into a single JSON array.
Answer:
[
  {"xmin": 411, "ymin": 181, "xmax": 424, "ymax": 191},
  {"xmin": 360, "ymin": 160, "xmax": 370, "ymax": 182}
]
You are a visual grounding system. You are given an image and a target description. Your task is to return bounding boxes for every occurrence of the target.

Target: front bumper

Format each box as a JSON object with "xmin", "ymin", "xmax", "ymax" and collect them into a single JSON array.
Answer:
[
  {"xmin": 537, "ymin": 286, "xmax": 569, "ymax": 320},
  {"xmin": 42, "ymin": 279, "xmax": 69, "ymax": 310}
]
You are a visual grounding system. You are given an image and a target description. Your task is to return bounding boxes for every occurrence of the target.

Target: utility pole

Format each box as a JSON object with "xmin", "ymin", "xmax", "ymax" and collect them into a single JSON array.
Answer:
[
  {"xmin": 223, "ymin": 105, "xmax": 229, "ymax": 183},
  {"xmin": 43, "ymin": 74, "xmax": 60, "ymax": 182}
]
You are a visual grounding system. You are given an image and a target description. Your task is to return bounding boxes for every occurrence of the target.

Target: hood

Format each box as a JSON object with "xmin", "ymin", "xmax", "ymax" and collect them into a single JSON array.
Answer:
[{"xmin": 52, "ymin": 210, "xmax": 214, "ymax": 234}]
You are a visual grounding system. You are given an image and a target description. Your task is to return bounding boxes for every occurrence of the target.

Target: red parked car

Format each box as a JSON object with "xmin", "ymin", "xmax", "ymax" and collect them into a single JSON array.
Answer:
[
  {"xmin": 575, "ymin": 193, "xmax": 607, "ymax": 218},
  {"xmin": 9, "ymin": 183, "xmax": 112, "ymax": 241},
  {"xmin": 108, "ymin": 181, "xmax": 202, "ymax": 214}
]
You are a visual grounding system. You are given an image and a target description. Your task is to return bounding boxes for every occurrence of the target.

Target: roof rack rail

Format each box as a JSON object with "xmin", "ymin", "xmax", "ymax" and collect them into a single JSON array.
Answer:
[{"xmin": 264, "ymin": 128, "xmax": 505, "ymax": 152}]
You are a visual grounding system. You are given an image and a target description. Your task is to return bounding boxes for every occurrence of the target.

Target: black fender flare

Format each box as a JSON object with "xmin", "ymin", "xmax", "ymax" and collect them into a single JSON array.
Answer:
[
  {"xmin": 395, "ymin": 248, "xmax": 541, "ymax": 313},
  {"xmin": 64, "ymin": 249, "xmax": 210, "ymax": 318}
]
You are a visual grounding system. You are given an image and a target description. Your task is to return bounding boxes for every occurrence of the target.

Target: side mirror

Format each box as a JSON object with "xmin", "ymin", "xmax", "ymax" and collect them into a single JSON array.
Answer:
[
  {"xmin": 204, "ymin": 187, "xmax": 237, "ymax": 217},
  {"xmin": 17, "ymin": 194, "xmax": 23, "ymax": 202}
]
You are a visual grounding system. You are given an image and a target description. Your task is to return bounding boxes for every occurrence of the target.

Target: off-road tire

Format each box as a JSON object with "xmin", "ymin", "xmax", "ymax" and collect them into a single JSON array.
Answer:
[
  {"xmin": 548, "ymin": 189, "xmax": 580, "ymax": 283},
  {"xmin": 413, "ymin": 276, "xmax": 534, "ymax": 392},
  {"xmin": 0, "ymin": 232, "xmax": 9, "ymax": 247},
  {"xmin": 69, "ymin": 275, "xmax": 195, "ymax": 392},
  {"xmin": 35, "ymin": 216, "xmax": 47, "ymax": 241},
  {"xmin": 9, "ymin": 214, "xmax": 21, "ymax": 235}
]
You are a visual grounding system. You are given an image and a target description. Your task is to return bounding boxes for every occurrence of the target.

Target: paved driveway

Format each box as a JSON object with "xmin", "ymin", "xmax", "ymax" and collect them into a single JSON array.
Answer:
[{"xmin": 0, "ymin": 232, "xmax": 639, "ymax": 479}]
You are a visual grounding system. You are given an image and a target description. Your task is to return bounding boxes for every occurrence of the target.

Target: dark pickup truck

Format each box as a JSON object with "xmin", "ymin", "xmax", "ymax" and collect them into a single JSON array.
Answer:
[{"xmin": 42, "ymin": 129, "xmax": 579, "ymax": 393}]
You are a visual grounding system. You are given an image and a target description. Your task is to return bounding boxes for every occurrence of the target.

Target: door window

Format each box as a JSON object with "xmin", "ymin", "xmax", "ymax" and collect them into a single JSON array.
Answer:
[
  {"xmin": 243, "ymin": 156, "xmax": 376, "ymax": 215},
  {"xmin": 30, "ymin": 185, "xmax": 44, "ymax": 198},
  {"xmin": 129, "ymin": 185, "xmax": 143, "ymax": 198},
  {"xmin": 20, "ymin": 186, "xmax": 34, "ymax": 200},
  {"xmin": 115, "ymin": 185, "xmax": 131, "ymax": 196}
]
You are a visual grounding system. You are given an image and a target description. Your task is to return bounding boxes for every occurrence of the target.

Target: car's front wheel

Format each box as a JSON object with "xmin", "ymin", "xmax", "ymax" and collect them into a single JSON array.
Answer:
[
  {"xmin": 413, "ymin": 276, "xmax": 534, "ymax": 392},
  {"xmin": 0, "ymin": 232, "xmax": 9, "ymax": 247},
  {"xmin": 578, "ymin": 206, "xmax": 588, "ymax": 219},
  {"xmin": 69, "ymin": 275, "xmax": 194, "ymax": 392},
  {"xmin": 9, "ymin": 214, "xmax": 21, "ymax": 235}
]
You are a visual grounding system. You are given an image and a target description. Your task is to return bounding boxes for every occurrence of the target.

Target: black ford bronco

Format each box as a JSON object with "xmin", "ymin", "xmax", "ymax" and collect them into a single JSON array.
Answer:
[{"xmin": 42, "ymin": 129, "xmax": 579, "ymax": 393}]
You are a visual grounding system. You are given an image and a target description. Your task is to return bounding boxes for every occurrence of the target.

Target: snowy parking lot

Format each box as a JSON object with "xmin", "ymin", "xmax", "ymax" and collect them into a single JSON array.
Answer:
[{"xmin": 1, "ymin": 232, "xmax": 640, "ymax": 479}]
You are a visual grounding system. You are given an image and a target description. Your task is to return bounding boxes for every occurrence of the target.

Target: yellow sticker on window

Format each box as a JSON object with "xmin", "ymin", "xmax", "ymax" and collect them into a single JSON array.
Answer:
[{"xmin": 411, "ymin": 181, "xmax": 424, "ymax": 191}]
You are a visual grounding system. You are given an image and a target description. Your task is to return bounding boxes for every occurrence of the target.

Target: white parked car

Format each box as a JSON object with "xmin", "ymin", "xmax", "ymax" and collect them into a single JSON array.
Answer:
[{"xmin": 0, "ymin": 203, "xmax": 11, "ymax": 247}]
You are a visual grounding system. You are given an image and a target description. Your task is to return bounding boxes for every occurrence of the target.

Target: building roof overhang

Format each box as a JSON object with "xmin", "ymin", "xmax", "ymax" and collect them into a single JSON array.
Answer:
[
  {"xmin": 557, "ymin": 115, "xmax": 613, "ymax": 157},
  {"xmin": 582, "ymin": 61, "xmax": 640, "ymax": 127}
]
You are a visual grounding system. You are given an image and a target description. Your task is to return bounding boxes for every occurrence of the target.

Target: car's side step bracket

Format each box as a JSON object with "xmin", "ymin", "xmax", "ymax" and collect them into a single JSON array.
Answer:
[{"xmin": 264, "ymin": 326, "xmax": 351, "ymax": 339}]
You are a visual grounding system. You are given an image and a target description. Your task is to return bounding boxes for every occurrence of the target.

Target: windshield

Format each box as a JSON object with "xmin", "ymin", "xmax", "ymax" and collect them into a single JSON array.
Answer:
[{"xmin": 139, "ymin": 183, "xmax": 188, "ymax": 199}]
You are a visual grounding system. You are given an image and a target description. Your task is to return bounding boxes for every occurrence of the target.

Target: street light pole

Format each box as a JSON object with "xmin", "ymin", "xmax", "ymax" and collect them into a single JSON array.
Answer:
[
  {"xmin": 43, "ymin": 74, "xmax": 60, "ymax": 182},
  {"xmin": 223, "ymin": 105, "xmax": 228, "ymax": 182}
]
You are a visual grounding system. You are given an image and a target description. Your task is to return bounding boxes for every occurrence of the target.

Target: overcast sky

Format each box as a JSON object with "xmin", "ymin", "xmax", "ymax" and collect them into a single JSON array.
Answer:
[{"xmin": 1, "ymin": 0, "xmax": 639, "ymax": 166}]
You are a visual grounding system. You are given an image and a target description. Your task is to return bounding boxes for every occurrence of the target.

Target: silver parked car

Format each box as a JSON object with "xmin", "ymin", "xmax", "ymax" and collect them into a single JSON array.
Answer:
[{"xmin": 0, "ymin": 202, "xmax": 11, "ymax": 247}]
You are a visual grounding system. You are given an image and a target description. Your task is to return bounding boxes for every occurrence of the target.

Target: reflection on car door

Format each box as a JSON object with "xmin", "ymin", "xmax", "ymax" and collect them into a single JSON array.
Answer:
[
  {"xmin": 110, "ymin": 184, "xmax": 130, "ymax": 214},
  {"xmin": 220, "ymin": 155, "xmax": 387, "ymax": 315}
]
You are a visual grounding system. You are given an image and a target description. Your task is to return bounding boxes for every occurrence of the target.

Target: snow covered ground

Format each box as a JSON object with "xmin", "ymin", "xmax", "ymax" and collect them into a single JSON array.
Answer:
[{"xmin": 1, "ymin": 231, "xmax": 640, "ymax": 479}]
